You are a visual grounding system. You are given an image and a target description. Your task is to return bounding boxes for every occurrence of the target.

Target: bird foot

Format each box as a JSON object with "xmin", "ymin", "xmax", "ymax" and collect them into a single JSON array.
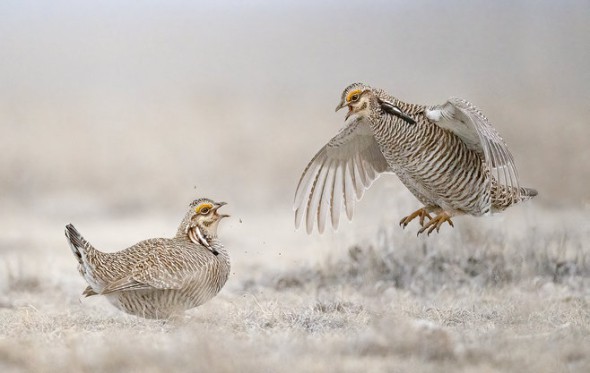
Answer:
[
  {"xmin": 399, "ymin": 208, "xmax": 433, "ymax": 228},
  {"xmin": 417, "ymin": 211, "xmax": 454, "ymax": 236}
]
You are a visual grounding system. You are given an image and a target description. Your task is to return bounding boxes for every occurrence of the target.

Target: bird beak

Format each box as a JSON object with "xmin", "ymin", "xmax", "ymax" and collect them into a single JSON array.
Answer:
[
  {"xmin": 213, "ymin": 202, "xmax": 230, "ymax": 219},
  {"xmin": 335, "ymin": 101, "xmax": 346, "ymax": 112}
]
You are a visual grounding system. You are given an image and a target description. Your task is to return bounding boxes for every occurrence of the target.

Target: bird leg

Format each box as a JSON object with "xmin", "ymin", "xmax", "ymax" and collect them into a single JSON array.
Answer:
[
  {"xmin": 417, "ymin": 211, "xmax": 454, "ymax": 236},
  {"xmin": 399, "ymin": 207, "xmax": 433, "ymax": 228}
]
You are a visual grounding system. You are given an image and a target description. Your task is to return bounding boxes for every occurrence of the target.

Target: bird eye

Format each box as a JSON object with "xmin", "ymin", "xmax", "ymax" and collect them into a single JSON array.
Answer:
[
  {"xmin": 200, "ymin": 207, "xmax": 210, "ymax": 215},
  {"xmin": 350, "ymin": 94, "xmax": 359, "ymax": 102}
]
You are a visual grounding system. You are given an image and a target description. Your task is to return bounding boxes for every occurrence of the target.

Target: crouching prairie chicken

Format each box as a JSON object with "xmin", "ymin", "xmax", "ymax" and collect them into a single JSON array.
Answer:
[
  {"xmin": 294, "ymin": 83, "xmax": 537, "ymax": 235},
  {"xmin": 65, "ymin": 198, "xmax": 230, "ymax": 319}
]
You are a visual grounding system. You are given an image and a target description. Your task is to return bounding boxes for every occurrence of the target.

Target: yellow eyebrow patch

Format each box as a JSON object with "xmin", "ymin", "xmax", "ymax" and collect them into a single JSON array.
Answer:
[
  {"xmin": 346, "ymin": 89, "xmax": 362, "ymax": 102},
  {"xmin": 195, "ymin": 203, "xmax": 213, "ymax": 214}
]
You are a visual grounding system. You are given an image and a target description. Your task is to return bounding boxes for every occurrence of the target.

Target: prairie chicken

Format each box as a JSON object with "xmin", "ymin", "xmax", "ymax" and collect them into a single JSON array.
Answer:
[
  {"xmin": 65, "ymin": 198, "xmax": 230, "ymax": 319},
  {"xmin": 294, "ymin": 83, "xmax": 537, "ymax": 235}
]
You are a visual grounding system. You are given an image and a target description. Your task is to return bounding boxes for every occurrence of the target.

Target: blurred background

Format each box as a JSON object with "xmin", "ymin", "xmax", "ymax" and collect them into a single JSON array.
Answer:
[{"xmin": 0, "ymin": 0, "xmax": 588, "ymax": 263}]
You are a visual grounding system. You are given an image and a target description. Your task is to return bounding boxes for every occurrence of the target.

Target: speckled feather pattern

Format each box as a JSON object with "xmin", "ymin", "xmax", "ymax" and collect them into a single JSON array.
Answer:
[
  {"xmin": 295, "ymin": 83, "xmax": 537, "ymax": 233},
  {"xmin": 65, "ymin": 200, "xmax": 230, "ymax": 319}
]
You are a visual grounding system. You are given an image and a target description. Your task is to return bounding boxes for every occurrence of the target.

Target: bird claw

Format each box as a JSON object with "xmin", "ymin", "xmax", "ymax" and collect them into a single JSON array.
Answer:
[
  {"xmin": 416, "ymin": 212, "xmax": 454, "ymax": 236},
  {"xmin": 399, "ymin": 208, "xmax": 433, "ymax": 229}
]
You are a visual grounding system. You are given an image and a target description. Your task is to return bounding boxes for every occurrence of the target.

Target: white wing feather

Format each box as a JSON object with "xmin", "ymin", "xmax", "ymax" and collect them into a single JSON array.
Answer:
[{"xmin": 294, "ymin": 118, "xmax": 389, "ymax": 234}]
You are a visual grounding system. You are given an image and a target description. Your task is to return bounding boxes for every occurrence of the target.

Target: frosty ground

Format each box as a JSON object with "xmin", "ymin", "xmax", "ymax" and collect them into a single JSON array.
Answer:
[
  {"xmin": 1, "ymin": 202, "xmax": 588, "ymax": 373},
  {"xmin": 1, "ymin": 3, "xmax": 589, "ymax": 371}
]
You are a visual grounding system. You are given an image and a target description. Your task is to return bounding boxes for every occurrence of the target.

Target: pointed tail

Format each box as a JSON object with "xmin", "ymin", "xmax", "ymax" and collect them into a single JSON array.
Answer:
[
  {"xmin": 65, "ymin": 223, "xmax": 94, "ymax": 265},
  {"xmin": 520, "ymin": 187, "xmax": 538, "ymax": 201},
  {"xmin": 65, "ymin": 224, "xmax": 102, "ymax": 297}
]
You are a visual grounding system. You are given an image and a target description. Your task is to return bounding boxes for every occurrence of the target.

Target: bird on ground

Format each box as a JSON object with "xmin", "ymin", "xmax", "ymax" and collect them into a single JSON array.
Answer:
[
  {"xmin": 65, "ymin": 198, "xmax": 230, "ymax": 319},
  {"xmin": 294, "ymin": 83, "xmax": 537, "ymax": 235}
]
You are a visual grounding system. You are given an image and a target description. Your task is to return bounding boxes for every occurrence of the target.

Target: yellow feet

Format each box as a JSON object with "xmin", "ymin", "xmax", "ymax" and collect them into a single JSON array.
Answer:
[
  {"xmin": 417, "ymin": 211, "xmax": 454, "ymax": 236},
  {"xmin": 399, "ymin": 208, "xmax": 433, "ymax": 228}
]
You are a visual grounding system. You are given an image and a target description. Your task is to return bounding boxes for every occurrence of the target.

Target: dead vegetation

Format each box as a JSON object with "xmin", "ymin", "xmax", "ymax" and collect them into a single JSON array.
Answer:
[
  {"xmin": 268, "ymin": 221, "xmax": 590, "ymax": 297},
  {"xmin": 1, "ymin": 209, "xmax": 588, "ymax": 373}
]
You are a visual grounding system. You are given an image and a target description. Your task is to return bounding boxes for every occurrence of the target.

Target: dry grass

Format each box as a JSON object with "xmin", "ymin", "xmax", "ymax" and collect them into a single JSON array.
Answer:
[
  {"xmin": 269, "ymin": 222, "xmax": 590, "ymax": 295},
  {"xmin": 1, "ymin": 207, "xmax": 589, "ymax": 373},
  {"xmin": 1, "ymin": 2, "xmax": 589, "ymax": 372}
]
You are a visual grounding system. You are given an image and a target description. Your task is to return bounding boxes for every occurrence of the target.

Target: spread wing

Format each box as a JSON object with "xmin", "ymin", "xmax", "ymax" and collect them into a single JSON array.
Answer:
[
  {"xmin": 294, "ymin": 117, "xmax": 389, "ymax": 234},
  {"xmin": 100, "ymin": 242, "xmax": 214, "ymax": 295},
  {"xmin": 425, "ymin": 97, "xmax": 521, "ymax": 202}
]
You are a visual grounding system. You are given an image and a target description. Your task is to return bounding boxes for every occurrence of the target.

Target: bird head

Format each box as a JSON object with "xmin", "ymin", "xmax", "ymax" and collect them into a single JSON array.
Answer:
[
  {"xmin": 335, "ymin": 83, "xmax": 373, "ymax": 120},
  {"xmin": 180, "ymin": 198, "xmax": 229, "ymax": 255}
]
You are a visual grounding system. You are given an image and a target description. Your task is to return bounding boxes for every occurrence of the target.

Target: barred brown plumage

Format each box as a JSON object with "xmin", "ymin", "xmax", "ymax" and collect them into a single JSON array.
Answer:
[
  {"xmin": 65, "ymin": 198, "xmax": 230, "ymax": 319},
  {"xmin": 294, "ymin": 83, "xmax": 537, "ymax": 235}
]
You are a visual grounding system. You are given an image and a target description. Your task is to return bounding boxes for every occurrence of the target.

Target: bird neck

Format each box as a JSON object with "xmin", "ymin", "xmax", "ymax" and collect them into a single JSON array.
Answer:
[
  {"xmin": 209, "ymin": 240, "xmax": 230, "ymax": 264},
  {"xmin": 368, "ymin": 97, "xmax": 429, "ymax": 165},
  {"xmin": 175, "ymin": 211, "xmax": 193, "ymax": 239}
]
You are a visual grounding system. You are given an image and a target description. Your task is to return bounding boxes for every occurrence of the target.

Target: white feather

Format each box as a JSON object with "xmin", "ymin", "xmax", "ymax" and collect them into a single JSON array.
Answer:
[{"xmin": 293, "ymin": 118, "xmax": 388, "ymax": 233}]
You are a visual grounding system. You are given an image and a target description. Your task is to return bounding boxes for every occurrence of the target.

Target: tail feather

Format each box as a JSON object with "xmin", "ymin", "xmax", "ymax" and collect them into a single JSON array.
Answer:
[
  {"xmin": 491, "ymin": 184, "xmax": 537, "ymax": 212},
  {"xmin": 65, "ymin": 223, "xmax": 93, "ymax": 264},
  {"xmin": 65, "ymin": 224, "xmax": 103, "ymax": 297},
  {"xmin": 520, "ymin": 187, "xmax": 538, "ymax": 200}
]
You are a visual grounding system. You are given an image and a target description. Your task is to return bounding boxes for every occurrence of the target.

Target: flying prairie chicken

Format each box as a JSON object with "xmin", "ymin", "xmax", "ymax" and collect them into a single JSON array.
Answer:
[
  {"xmin": 294, "ymin": 83, "xmax": 537, "ymax": 235},
  {"xmin": 65, "ymin": 198, "xmax": 230, "ymax": 319}
]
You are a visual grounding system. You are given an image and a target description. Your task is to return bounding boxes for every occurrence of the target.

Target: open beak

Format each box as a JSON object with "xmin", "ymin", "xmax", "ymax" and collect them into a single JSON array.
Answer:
[
  {"xmin": 213, "ymin": 202, "xmax": 230, "ymax": 219},
  {"xmin": 336, "ymin": 101, "xmax": 354, "ymax": 120}
]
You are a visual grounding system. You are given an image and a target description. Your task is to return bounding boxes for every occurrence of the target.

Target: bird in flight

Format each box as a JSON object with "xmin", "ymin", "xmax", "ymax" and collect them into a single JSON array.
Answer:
[{"xmin": 294, "ymin": 83, "xmax": 537, "ymax": 235}]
